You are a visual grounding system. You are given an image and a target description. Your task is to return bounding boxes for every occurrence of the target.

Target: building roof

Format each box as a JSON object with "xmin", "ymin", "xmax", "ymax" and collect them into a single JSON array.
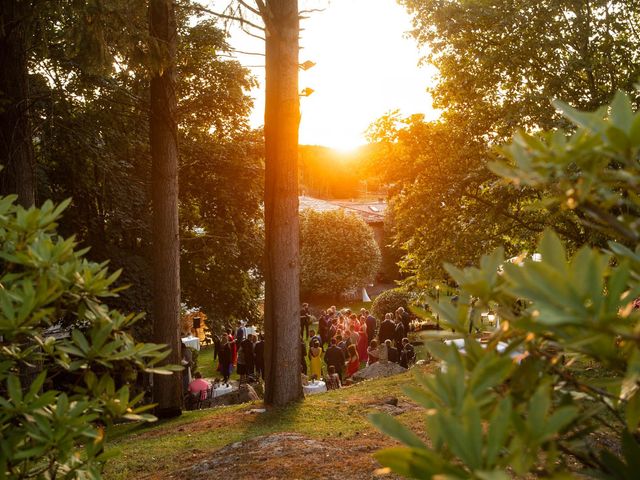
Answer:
[
  {"xmin": 331, "ymin": 200, "xmax": 386, "ymax": 224},
  {"xmin": 299, "ymin": 196, "xmax": 386, "ymax": 224},
  {"xmin": 299, "ymin": 195, "xmax": 341, "ymax": 213}
]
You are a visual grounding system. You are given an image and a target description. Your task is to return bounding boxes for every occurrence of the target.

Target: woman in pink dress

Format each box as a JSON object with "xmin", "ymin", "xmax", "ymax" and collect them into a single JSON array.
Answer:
[{"xmin": 346, "ymin": 344, "xmax": 360, "ymax": 378}]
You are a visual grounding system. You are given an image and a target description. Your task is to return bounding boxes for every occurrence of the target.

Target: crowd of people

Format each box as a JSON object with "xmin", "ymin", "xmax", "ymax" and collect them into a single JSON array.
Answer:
[
  {"xmin": 212, "ymin": 324, "xmax": 265, "ymax": 384},
  {"xmin": 301, "ymin": 304, "xmax": 416, "ymax": 388},
  {"xmin": 186, "ymin": 305, "xmax": 417, "ymax": 401}
]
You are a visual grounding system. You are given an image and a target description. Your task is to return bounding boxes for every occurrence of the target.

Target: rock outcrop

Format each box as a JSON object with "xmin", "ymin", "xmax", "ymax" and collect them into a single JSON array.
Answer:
[{"xmin": 351, "ymin": 361, "xmax": 406, "ymax": 382}]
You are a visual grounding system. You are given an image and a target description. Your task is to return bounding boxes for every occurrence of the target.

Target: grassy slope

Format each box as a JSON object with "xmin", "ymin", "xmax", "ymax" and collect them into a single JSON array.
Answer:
[{"xmin": 104, "ymin": 364, "xmax": 436, "ymax": 479}]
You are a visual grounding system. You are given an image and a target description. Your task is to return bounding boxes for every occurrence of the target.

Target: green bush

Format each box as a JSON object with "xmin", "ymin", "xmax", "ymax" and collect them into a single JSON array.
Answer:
[
  {"xmin": 371, "ymin": 92, "xmax": 640, "ymax": 478},
  {"xmin": 300, "ymin": 209, "xmax": 381, "ymax": 297},
  {"xmin": 371, "ymin": 288, "xmax": 411, "ymax": 320},
  {"xmin": 0, "ymin": 196, "xmax": 177, "ymax": 478}
]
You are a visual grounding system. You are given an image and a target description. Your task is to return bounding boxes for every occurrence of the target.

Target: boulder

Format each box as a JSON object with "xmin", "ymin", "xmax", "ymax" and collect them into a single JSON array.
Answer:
[{"xmin": 351, "ymin": 361, "xmax": 407, "ymax": 382}]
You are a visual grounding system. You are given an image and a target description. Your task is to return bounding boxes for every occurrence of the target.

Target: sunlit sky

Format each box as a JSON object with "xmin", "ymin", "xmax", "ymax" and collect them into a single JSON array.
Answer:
[{"xmin": 213, "ymin": 0, "xmax": 439, "ymax": 150}]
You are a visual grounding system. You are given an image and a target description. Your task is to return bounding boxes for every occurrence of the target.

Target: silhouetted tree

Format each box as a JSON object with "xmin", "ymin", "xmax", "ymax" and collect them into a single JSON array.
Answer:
[{"xmin": 149, "ymin": 0, "xmax": 182, "ymax": 418}]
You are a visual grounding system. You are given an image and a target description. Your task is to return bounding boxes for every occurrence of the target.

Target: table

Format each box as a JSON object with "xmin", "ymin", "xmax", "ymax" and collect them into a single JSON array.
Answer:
[
  {"xmin": 212, "ymin": 384, "xmax": 233, "ymax": 398},
  {"xmin": 444, "ymin": 339, "xmax": 520, "ymax": 359},
  {"xmin": 303, "ymin": 380, "xmax": 327, "ymax": 395},
  {"xmin": 441, "ymin": 339, "xmax": 524, "ymax": 372},
  {"xmin": 181, "ymin": 336, "xmax": 200, "ymax": 351}
]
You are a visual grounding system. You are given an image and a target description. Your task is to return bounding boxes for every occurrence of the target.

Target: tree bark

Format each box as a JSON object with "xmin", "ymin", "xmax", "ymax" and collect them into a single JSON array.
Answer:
[
  {"xmin": 149, "ymin": 0, "xmax": 182, "ymax": 419},
  {"xmin": 263, "ymin": 0, "xmax": 303, "ymax": 406},
  {"xmin": 0, "ymin": 0, "xmax": 35, "ymax": 207}
]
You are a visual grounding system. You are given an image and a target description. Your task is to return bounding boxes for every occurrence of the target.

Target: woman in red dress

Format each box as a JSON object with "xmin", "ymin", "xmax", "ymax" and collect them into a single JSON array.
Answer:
[
  {"xmin": 226, "ymin": 327, "xmax": 237, "ymax": 366},
  {"xmin": 351, "ymin": 314, "xmax": 361, "ymax": 332},
  {"xmin": 346, "ymin": 344, "xmax": 360, "ymax": 378}
]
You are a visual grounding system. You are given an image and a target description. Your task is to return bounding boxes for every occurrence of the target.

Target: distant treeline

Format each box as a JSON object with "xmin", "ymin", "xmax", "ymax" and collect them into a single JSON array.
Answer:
[{"xmin": 298, "ymin": 144, "xmax": 385, "ymax": 200}]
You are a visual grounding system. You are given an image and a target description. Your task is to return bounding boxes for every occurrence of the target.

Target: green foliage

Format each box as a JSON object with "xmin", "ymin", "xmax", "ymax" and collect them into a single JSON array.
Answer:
[
  {"xmin": 32, "ymin": 4, "xmax": 262, "ymax": 328},
  {"xmin": 371, "ymin": 288, "xmax": 411, "ymax": 321},
  {"xmin": 372, "ymin": 94, "xmax": 640, "ymax": 478},
  {"xmin": 0, "ymin": 195, "xmax": 175, "ymax": 478},
  {"xmin": 300, "ymin": 209, "xmax": 381, "ymax": 297},
  {"xmin": 374, "ymin": 1, "xmax": 640, "ymax": 288}
]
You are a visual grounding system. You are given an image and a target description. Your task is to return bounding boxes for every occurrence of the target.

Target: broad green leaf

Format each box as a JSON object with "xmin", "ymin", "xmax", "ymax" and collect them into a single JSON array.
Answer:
[
  {"xmin": 552, "ymin": 99, "xmax": 604, "ymax": 132},
  {"xmin": 538, "ymin": 231, "xmax": 567, "ymax": 275},
  {"xmin": 486, "ymin": 396, "xmax": 513, "ymax": 467},
  {"xmin": 462, "ymin": 396, "xmax": 484, "ymax": 470},
  {"xmin": 542, "ymin": 406, "xmax": 579, "ymax": 441},
  {"xmin": 476, "ymin": 471, "xmax": 511, "ymax": 480},
  {"xmin": 610, "ymin": 91, "xmax": 634, "ymax": 132},
  {"xmin": 625, "ymin": 389, "xmax": 640, "ymax": 431},
  {"xmin": 621, "ymin": 430, "xmax": 640, "ymax": 473},
  {"xmin": 369, "ymin": 413, "xmax": 426, "ymax": 448},
  {"xmin": 375, "ymin": 447, "xmax": 445, "ymax": 478},
  {"xmin": 528, "ymin": 382, "xmax": 551, "ymax": 439}
]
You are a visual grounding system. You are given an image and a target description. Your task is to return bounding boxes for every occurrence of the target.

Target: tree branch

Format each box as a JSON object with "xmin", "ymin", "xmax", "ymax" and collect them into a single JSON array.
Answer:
[
  {"xmin": 239, "ymin": 25, "xmax": 266, "ymax": 41},
  {"xmin": 184, "ymin": 4, "xmax": 265, "ymax": 32},
  {"xmin": 252, "ymin": 0, "xmax": 274, "ymax": 34},
  {"xmin": 238, "ymin": 0, "xmax": 261, "ymax": 17},
  {"xmin": 230, "ymin": 49, "xmax": 265, "ymax": 57}
]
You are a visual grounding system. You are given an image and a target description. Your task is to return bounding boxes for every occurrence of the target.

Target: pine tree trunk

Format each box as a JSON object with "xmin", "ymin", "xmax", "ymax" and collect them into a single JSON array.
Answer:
[
  {"xmin": 0, "ymin": 0, "xmax": 35, "ymax": 207},
  {"xmin": 263, "ymin": 0, "xmax": 303, "ymax": 406},
  {"xmin": 149, "ymin": 0, "xmax": 182, "ymax": 419}
]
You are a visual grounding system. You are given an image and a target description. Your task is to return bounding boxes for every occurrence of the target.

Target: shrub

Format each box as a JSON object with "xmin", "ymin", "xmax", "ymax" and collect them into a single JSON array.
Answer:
[
  {"xmin": 0, "ymin": 196, "xmax": 176, "ymax": 478},
  {"xmin": 300, "ymin": 209, "xmax": 381, "ymax": 297},
  {"xmin": 371, "ymin": 92, "xmax": 640, "ymax": 477},
  {"xmin": 371, "ymin": 288, "xmax": 411, "ymax": 320}
]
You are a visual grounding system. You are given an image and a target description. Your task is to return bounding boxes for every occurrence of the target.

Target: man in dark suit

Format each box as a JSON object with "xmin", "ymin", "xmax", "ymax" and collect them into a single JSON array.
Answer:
[
  {"xmin": 236, "ymin": 322, "xmax": 247, "ymax": 344},
  {"xmin": 385, "ymin": 339, "xmax": 399, "ymax": 363},
  {"xmin": 379, "ymin": 314, "xmax": 396, "ymax": 344},
  {"xmin": 400, "ymin": 338, "xmax": 415, "ymax": 368},
  {"xmin": 397, "ymin": 307, "xmax": 411, "ymax": 335},
  {"xmin": 394, "ymin": 319, "xmax": 405, "ymax": 351},
  {"xmin": 254, "ymin": 334, "xmax": 264, "ymax": 379},
  {"xmin": 241, "ymin": 335, "xmax": 255, "ymax": 378},
  {"xmin": 324, "ymin": 337, "xmax": 346, "ymax": 380},
  {"xmin": 300, "ymin": 303, "xmax": 311, "ymax": 339},
  {"xmin": 300, "ymin": 337, "xmax": 308, "ymax": 375},
  {"xmin": 365, "ymin": 310, "xmax": 377, "ymax": 344}
]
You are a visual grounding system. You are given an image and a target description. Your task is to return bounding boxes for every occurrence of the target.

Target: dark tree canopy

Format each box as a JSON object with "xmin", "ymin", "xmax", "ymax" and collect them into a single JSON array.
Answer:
[{"xmin": 30, "ymin": 3, "xmax": 262, "ymax": 331}]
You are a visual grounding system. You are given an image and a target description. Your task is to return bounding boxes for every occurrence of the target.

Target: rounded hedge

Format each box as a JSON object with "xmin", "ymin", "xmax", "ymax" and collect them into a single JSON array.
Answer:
[{"xmin": 371, "ymin": 288, "xmax": 411, "ymax": 320}]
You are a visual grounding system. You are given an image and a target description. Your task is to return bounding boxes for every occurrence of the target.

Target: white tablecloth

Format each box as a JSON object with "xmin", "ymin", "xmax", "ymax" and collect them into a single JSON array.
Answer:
[
  {"xmin": 441, "ymin": 339, "xmax": 524, "ymax": 372},
  {"xmin": 212, "ymin": 384, "xmax": 233, "ymax": 398},
  {"xmin": 181, "ymin": 336, "xmax": 200, "ymax": 351},
  {"xmin": 303, "ymin": 381, "xmax": 327, "ymax": 395}
]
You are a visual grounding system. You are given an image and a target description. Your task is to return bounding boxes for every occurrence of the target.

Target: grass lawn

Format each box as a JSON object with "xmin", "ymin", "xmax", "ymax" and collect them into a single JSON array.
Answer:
[{"xmin": 104, "ymin": 364, "xmax": 437, "ymax": 479}]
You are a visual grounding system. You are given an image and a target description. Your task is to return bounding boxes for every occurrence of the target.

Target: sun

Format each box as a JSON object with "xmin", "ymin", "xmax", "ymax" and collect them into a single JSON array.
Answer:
[
  {"xmin": 241, "ymin": 0, "xmax": 439, "ymax": 148},
  {"xmin": 296, "ymin": 0, "xmax": 439, "ymax": 147}
]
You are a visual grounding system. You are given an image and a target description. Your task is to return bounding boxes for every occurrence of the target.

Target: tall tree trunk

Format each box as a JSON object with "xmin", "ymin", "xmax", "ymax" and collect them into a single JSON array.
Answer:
[
  {"xmin": 0, "ymin": 0, "xmax": 35, "ymax": 207},
  {"xmin": 149, "ymin": 0, "xmax": 182, "ymax": 419},
  {"xmin": 263, "ymin": 0, "xmax": 303, "ymax": 406}
]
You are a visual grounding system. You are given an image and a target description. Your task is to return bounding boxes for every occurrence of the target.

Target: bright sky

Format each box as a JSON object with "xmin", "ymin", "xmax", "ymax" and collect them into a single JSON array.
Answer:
[{"xmin": 214, "ymin": 0, "xmax": 439, "ymax": 150}]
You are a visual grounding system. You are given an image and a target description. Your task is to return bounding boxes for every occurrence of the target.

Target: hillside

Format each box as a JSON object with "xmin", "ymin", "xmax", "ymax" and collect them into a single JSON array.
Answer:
[{"xmin": 104, "ymin": 364, "xmax": 436, "ymax": 479}]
